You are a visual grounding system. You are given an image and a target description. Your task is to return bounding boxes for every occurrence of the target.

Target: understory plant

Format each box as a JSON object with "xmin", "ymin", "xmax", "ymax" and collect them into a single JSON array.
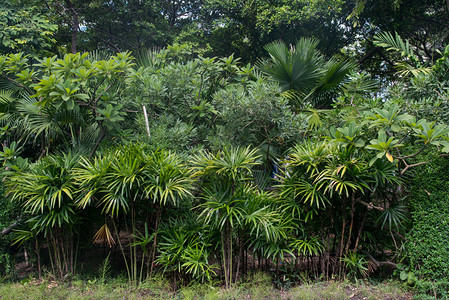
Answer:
[
  {"xmin": 8, "ymin": 152, "xmax": 81, "ymax": 279},
  {"xmin": 74, "ymin": 144, "xmax": 193, "ymax": 283},
  {"xmin": 191, "ymin": 146, "xmax": 285, "ymax": 288}
]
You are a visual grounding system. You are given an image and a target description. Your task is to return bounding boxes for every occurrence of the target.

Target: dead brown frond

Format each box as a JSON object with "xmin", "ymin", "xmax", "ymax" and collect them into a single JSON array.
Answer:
[{"xmin": 93, "ymin": 224, "xmax": 115, "ymax": 248}]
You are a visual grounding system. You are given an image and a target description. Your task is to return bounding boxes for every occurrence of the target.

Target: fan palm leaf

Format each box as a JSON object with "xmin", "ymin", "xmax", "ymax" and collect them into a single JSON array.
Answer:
[
  {"xmin": 260, "ymin": 38, "xmax": 356, "ymax": 109},
  {"xmin": 259, "ymin": 38, "xmax": 323, "ymax": 95}
]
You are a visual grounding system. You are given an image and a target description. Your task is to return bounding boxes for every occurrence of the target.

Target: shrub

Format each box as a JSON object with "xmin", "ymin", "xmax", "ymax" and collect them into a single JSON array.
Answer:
[{"xmin": 406, "ymin": 155, "xmax": 449, "ymax": 297}]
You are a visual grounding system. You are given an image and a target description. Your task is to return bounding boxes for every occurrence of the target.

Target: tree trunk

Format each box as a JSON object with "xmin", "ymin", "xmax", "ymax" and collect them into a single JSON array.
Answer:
[
  {"xmin": 227, "ymin": 222, "xmax": 233, "ymax": 287},
  {"xmin": 131, "ymin": 204, "xmax": 137, "ymax": 283},
  {"xmin": 221, "ymin": 220, "xmax": 233, "ymax": 289},
  {"xmin": 65, "ymin": 0, "xmax": 79, "ymax": 53}
]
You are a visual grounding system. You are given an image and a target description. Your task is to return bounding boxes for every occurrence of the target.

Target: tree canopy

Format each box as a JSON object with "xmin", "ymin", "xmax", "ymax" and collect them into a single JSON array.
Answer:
[{"xmin": 1, "ymin": 1, "xmax": 449, "ymax": 298}]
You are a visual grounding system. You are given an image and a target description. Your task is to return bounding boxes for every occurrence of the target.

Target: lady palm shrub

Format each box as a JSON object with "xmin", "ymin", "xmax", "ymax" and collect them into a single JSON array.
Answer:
[
  {"xmin": 191, "ymin": 146, "xmax": 286, "ymax": 288},
  {"xmin": 156, "ymin": 218, "xmax": 217, "ymax": 286},
  {"xmin": 340, "ymin": 251, "xmax": 369, "ymax": 280},
  {"xmin": 278, "ymin": 137, "xmax": 403, "ymax": 279},
  {"xmin": 74, "ymin": 144, "xmax": 193, "ymax": 283},
  {"xmin": 7, "ymin": 152, "xmax": 81, "ymax": 279}
]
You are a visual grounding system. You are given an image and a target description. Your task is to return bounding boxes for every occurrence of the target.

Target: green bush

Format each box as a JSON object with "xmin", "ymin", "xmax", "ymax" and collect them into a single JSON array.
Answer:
[{"xmin": 406, "ymin": 155, "xmax": 449, "ymax": 297}]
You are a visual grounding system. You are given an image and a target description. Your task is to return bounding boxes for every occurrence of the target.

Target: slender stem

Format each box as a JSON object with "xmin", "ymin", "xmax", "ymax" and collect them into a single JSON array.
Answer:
[
  {"xmin": 228, "ymin": 222, "xmax": 233, "ymax": 288},
  {"xmin": 139, "ymin": 252, "xmax": 145, "ymax": 284},
  {"xmin": 113, "ymin": 219, "xmax": 131, "ymax": 282},
  {"xmin": 338, "ymin": 199, "xmax": 347, "ymax": 278},
  {"xmin": 74, "ymin": 228, "xmax": 80, "ymax": 274},
  {"xmin": 356, "ymin": 198, "xmax": 384, "ymax": 211},
  {"xmin": 344, "ymin": 194, "xmax": 356, "ymax": 254},
  {"xmin": 35, "ymin": 238, "xmax": 41, "ymax": 279},
  {"xmin": 400, "ymin": 161, "xmax": 429, "ymax": 175},
  {"xmin": 132, "ymin": 205, "xmax": 137, "ymax": 283},
  {"xmin": 94, "ymin": 79, "xmax": 119, "ymax": 104},
  {"xmin": 221, "ymin": 226, "xmax": 228, "ymax": 289},
  {"xmin": 0, "ymin": 73, "xmax": 34, "ymax": 95},
  {"xmin": 143, "ymin": 106, "xmax": 151, "ymax": 138},
  {"xmin": 70, "ymin": 230, "xmax": 74, "ymax": 274},
  {"xmin": 47, "ymin": 236, "xmax": 56, "ymax": 278},
  {"xmin": 90, "ymin": 123, "xmax": 106, "ymax": 158},
  {"xmin": 149, "ymin": 205, "xmax": 162, "ymax": 278},
  {"xmin": 353, "ymin": 209, "xmax": 367, "ymax": 253}
]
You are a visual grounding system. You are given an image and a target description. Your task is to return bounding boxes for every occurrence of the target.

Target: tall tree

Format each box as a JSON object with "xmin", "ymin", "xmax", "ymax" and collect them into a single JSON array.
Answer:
[
  {"xmin": 0, "ymin": 0, "xmax": 58, "ymax": 56},
  {"xmin": 194, "ymin": 0, "xmax": 350, "ymax": 62},
  {"xmin": 347, "ymin": 0, "xmax": 449, "ymax": 76},
  {"xmin": 36, "ymin": 0, "xmax": 202, "ymax": 53}
]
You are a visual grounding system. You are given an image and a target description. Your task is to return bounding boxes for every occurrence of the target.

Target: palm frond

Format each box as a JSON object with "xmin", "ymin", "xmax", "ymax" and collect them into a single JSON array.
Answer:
[
  {"xmin": 376, "ymin": 205, "xmax": 408, "ymax": 230},
  {"xmin": 374, "ymin": 32, "xmax": 431, "ymax": 78},
  {"xmin": 87, "ymin": 49, "xmax": 113, "ymax": 62},
  {"xmin": 259, "ymin": 38, "xmax": 323, "ymax": 95},
  {"xmin": 374, "ymin": 32, "xmax": 415, "ymax": 59}
]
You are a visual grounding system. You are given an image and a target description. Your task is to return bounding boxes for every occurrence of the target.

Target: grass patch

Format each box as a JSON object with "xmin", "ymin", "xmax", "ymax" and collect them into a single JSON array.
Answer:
[
  {"xmin": 0, "ymin": 276, "xmax": 412, "ymax": 299},
  {"xmin": 290, "ymin": 280, "xmax": 411, "ymax": 300}
]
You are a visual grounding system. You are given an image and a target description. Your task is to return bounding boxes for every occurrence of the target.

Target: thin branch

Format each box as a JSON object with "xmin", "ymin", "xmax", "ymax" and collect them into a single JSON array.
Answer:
[
  {"xmin": 392, "ymin": 230, "xmax": 405, "ymax": 240},
  {"xmin": 355, "ymin": 198, "xmax": 384, "ymax": 211},
  {"xmin": 92, "ymin": 76, "xmax": 108, "ymax": 103},
  {"xmin": 240, "ymin": 120, "xmax": 255, "ymax": 132},
  {"xmin": 98, "ymin": 37, "xmax": 121, "ymax": 53},
  {"xmin": 395, "ymin": 147, "xmax": 403, "ymax": 175},
  {"xmin": 0, "ymin": 74, "xmax": 34, "ymax": 95},
  {"xmin": 361, "ymin": 251, "xmax": 397, "ymax": 268},
  {"xmin": 400, "ymin": 161, "xmax": 429, "ymax": 175},
  {"xmin": 1, "ymin": 220, "xmax": 21, "ymax": 237},
  {"xmin": 358, "ymin": 47, "xmax": 378, "ymax": 65},
  {"xmin": 77, "ymin": 101, "xmax": 95, "ymax": 110},
  {"xmin": 94, "ymin": 79, "xmax": 119, "ymax": 104},
  {"xmin": 93, "ymin": 27, "xmax": 137, "ymax": 49},
  {"xmin": 410, "ymin": 15, "xmax": 449, "ymax": 28},
  {"xmin": 197, "ymin": 69, "xmax": 206, "ymax": 106},
  {"xmin": 391, "ymin": 142, "xmax": 425, "ymax": 162},
  {"xmin": 395, "ymin": 131, "xmax": 411, "ymax": 145},
  {"xmin": 401, "ymin": 145, "xmax": 427, "ymax": 159},
  {"xmin": 378, "ymin": 50, "xmax": 396, "ymax": 68}
]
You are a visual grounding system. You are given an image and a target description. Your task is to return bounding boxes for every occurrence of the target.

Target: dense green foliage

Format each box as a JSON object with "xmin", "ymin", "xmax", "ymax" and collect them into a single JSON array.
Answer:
[
  {"xmin": 0, "ymin": 0, "xmax": 57, "ymax": 56},
  {"xmin": 406, "ymin": 155, "xmax": 449, "ymax": 297},
  {"xmin": 0, "ymin": 1, "xmax": 449, "ymax": 298}
]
